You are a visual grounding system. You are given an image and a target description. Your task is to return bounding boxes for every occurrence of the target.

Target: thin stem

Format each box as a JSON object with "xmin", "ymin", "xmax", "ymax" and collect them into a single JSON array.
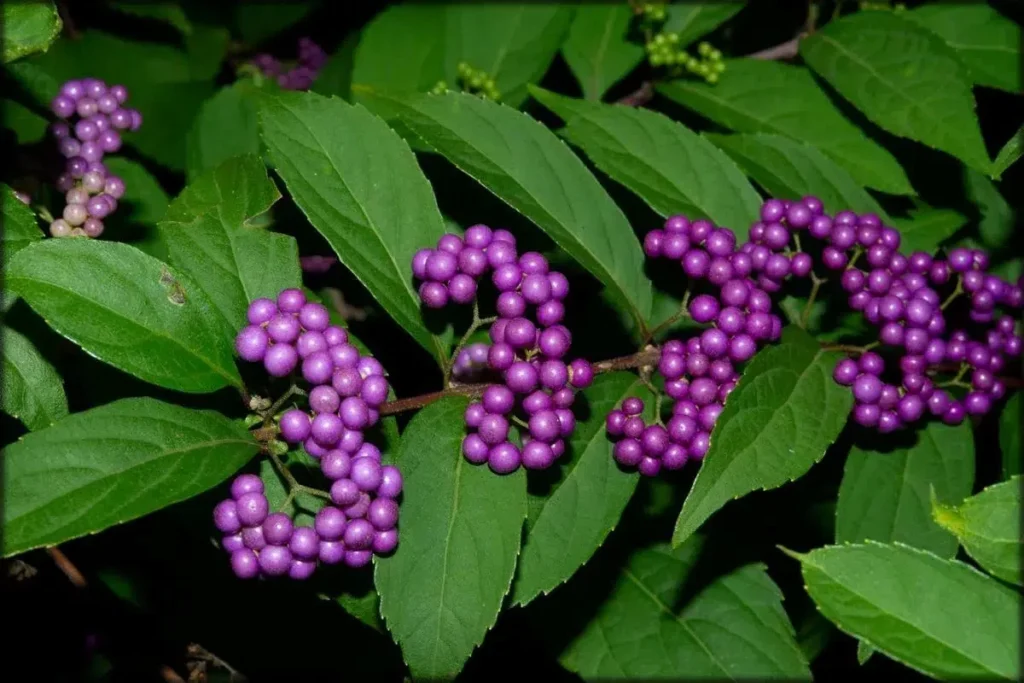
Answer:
[
  {"xmin": 938, "ymin": 364, "xmax": 970, "ymax": 388},
  {"xmin": 268, "ymin": 450, "xmax": 331, "ymax": 508},
  {"xmin": 941, "ymin": 277, "xmax": 963, "ymax": 310},
  {"xmin": 801, "ymin": 273, "xmax": 826, "ymax": 328},
  {"xmin": 445, "ymin": 300, "xmax": 496, "ymax": 386},
  {"xmin": 262, "ymin": 384, "xmax": 306, "ymax": 425},
  {"xmin": 645, "ymin": 290, "xmax": 692, "ymax": 343}
]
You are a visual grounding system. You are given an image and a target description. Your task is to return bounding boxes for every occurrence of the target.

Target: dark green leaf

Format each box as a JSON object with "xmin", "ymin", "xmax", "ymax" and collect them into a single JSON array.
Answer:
[
  {"xmin": 374, "ymin": 398, "xmax": 527, "ymax": 679},
  {"xmin": 705, "ymin": 132, "xmax": 890, "ymax": 219},
  {"xmin": 657, "ymin": 60, "xmax": 913, "ymax": 195},
  {"xmin": 6, "ymin": 239, "xmax": 241, "ymax": 393},
  {"xmin": 791, "ymin": 541, "xmax": 1020, "ymax": 679},
  {"xmin": 2, "ymin": 184, "xmax": 43, "ymax": 268},
  {"xmin": 556, "ymin": 538, "xmax": 812, "ymax": 678},
  {"xmin": 561, "ymin": 4, "xmax": 644, "ymax": 101},
  {"xmin": 800, "ymin": 11, "xmax": 991, "ymax": 174},
  {"xmin": 663, "ymin": 2, "xmax": 745, "ymax": 46},
  {"xmin": 672, "ymin": 326, "xmax": 853, "ymax": 547},
  {"xmin": 258, "ymin": 91, "xmax": 451, "ymax": 363},
  {"xmin": 185, "ymin": 82, "xmax": 265, "ymax": 180},
  {"xmin": 235, "ymin": 2, "xmax": 313, "ymax": 45},
  {"xmin": 933, "ymin": 477, "xmax": 1022, "ymax": 586},
  {"xmin": 311, "ymin": 32, "xmax": 359, "ymax": 99},
  {"xmin": 836, "ymin": 421, "xmax": 975, "ymax": 558},
  {"xmin": 1000, "ymin": 393, "xmax": 1021, "ymax": 478},
  {"xmin": 185, "ymin": 25, "xmax": 229, "ymax": 81},
  {"xmin": 2, "ymin": 397, "xmax": 258, "ymax": 557},
  {"xmin": 511, "ymin": 373, "xmax": 648, "ymax": 606},
  {"xmin": 2, "ymin": 0, "xmax": 62, "ymax": 63},
  {"xmin": 991, "ymin": 125, "xmax": 1023, "ymax": 180},
  {"xmin": 1, "ymin": 326, "xmax": 67, "ymax": 431},
  {"xmin": 3, "ymin": 98, "xmax": 48, "ymax": 144},
  {"xmin": 892, "ymin": 207, "xmax": 968, "ymax": 255},
  {"xmin": 382, "ymin": 90, "xmax": 654, "ymax": 330},
  {"xmin": 965, "ymin": 170, "xmax": 1014, "ymax": 251},
  {"xmin": 110, "ymin": 2, "xmax": 192, "ymax": 35},
  {"xmin": 908, "ymin": 3, "xmax": 1021, "ymax": 94},
  {"xmin": 530, "ymin": 86, "xmax": 761, "ymax": 232}
]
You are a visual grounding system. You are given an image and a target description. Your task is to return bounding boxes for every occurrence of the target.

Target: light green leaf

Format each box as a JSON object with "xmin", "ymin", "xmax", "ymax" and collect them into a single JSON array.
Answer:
[
  {"xmin": 657, "ymin": 59, "xmax": 913, "ymax": 196},
  {"xmin": 374, "ymin": 397, "xmax": 527, "ymax": 680},
  {"xmin": 857, "ymin": 640, "xmax": 876, "ymax": 665},
  {"xmin": 2, "ymin": 397, "xmax": 258, "ymax": 557},
  {"xmin": 2, "ymin": 0, "xmax": 62, "ymax": 63},
  {"xmin": 908, "ymin": 3, "xmax": 1021, "ymax": 94},
  {"xmin": 351, "ymin": 4, "xmax": 447, "ymax": 98},
  {"xmin": 792, "ymin": 541, "xmax": 1020, "ymax": 680},
  {"xmin": 991, "ymin": 125, "xmax": 1023, "ymax": 180},
  {"xmin": 2, "ymin": 184, "xmax": 43, "ymax": 268},
  {"xmin": 562, "ymin": 4, "xmax": 644, "ymax": 101},
  {"xmin": 664, "ymin": 2, "xmax": 745, "ymax": 46},
  {"xmin": 1001, "ymin": 393, "xmax": 1021, "ymax": 478},
  {"xmin": 705, "ymin": 132, "xmax": 890, "ymax": 220},
  {"xmin": 1, "ymin": 326, "xmax": 67, "ymax": 431},
  {"xmin": 965, "ymin": 169, "xmax": 1015, "ymax": 251},
  {"xmin": 186, "ymin": 81, "xmax": 265, "ymax": 180},
  {"xmin": 511, "ymin": 373, "xmax": 648, "ymax": 606},
  {"xmin": 836, "ymin": 421, "xmax": 975, "ymax": 558},
  {"xmin": 892, "ymin": 207, "xmax": 968, "ymax": 255},
  {"xmin": 672, "ymin": 326, "xmax": 853, "ymax": 547},
  {"xmin": 383, "ymin": 90, "xmax": 654, "ymax": 330},
  {"xmin": 6, "ymin": 239, "xmax": 241, "ymax": 394},
  {"xmin": 158, "ymin": 154, "xmax": 298, "ymax": 337},
  {"xmin": 555, "ymin": 538, "xmax": 812, "ymax": 679},
  {"xmin": 933, "ymin": 477, "xmax": 1022, "ymax": 585},
  {"xmin": 800, "ymin": 11, "xmax": 991, "ymax": 174},
  {"xmin": 530, "ymin": 86, "xmax": 761, "ymax": 232}
]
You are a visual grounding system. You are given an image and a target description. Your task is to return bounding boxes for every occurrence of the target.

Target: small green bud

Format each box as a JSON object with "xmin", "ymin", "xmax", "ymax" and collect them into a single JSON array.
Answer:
[
  {"xmin": 706, "ymin": 72, "xmax": 719, "ymax": 85},
  {"xmin": 709, "ymin": 48, "xmax": 722, "ymax": 61},
  {"xmin": 697, "ymin": 41, "xmax": 712, "ymax": 57},
  {"xmin": 650, "ymin": 53, "xmax": 665, "ymax": 67},
  {"xmin": 666, "ymin": 32, "xmax": 679, "ymax": 44}
]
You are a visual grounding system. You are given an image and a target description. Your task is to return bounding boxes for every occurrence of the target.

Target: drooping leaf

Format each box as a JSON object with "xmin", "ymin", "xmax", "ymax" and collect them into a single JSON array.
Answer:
[
  {"xmin": 374, "ymin": 397, "xmax": 527, "ymax": 680},
  {"xmin": 705, "ymin": 132, "xmax": 890, "ymax": 220},
  {"xmin": 2, "ymin": 397, "xmax": 258, "ymax": 557},
  {"xmin": 2, "ymin": 184, "xmax": 43, "ymax": 268},
  {"xmin": 186, "ymin": 80, "xmax": 268, "ymax": 180},
  {"xmin": 800, "ymin": 11, "xmax": 991, "ymax": 174},
  {"xmin": 561, "ymin": 4, "xmax": 644, "ymax": 101},
  {"xmin": 908, "ymin": 3, "xmax": 1021, "ymax": 94},
  {"xmin": 991, "ymin": 125, "xmax": 1023, "ymax": 180},
  {"xmin": 657, "ymin": 60, "xmax": 914, "ymax": 195},
  {"xmin": 1, "ymin": 326, "xmax": 67, "ymax": 431},
  {"xmin": 892, "ymin": 207, "xmax": 968, "ymax": 255},
  {"xmin": 663, "ymin": 2, "xmax": 745, "ymax": 46},
  {"xmin": 791, "ymin": 541, "xmax": 1020, "ymax": 680},
  {"xmin": 157, "ymin": 154, "xmax": 299, "ymax": 336},
  {"xmin": 511, "ymin": 373, "xmax": 649, "ymax": 606},
  {"xmin": 672, "ymin": 326, "xmax": 853, "ymax": 547},
  {"xmin": 836, "ymin": 421, "xmax": 975, "ymax": 558},
  {"xmin": 552, "ymin": 538, "xmax": 812, "ymax": 679},
  {"xmin": 381, "ymin": 90, "xmax": 654, "ymax": 331},
  {"xmin": 6, "ymin": 239, "xmax": 242, "ymax": 394},
  {"xmin": 933, "ymin": 477, "xmax": 1022, "ymax": 586},
  {"xmin": 530, "ymin": 86, "xmax": 761, "ymax": 232},
  {"xmin": 258, "ymin": 91, "xmax": 451, "ymax": 364},
  {"xmin": 1001, "ymin": 393, "xmax": 1021, "ymax": 478},
  {"xmin": 964, "ymin": 170, "xmax": 1015, "ymax": 251},
  {"xmin": 2, "ymin": 0, "xmax": 62, "ymax": 63}
]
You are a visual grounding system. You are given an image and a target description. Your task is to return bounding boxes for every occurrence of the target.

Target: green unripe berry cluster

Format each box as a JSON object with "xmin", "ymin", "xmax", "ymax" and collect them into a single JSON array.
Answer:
[
  {"xmin": 645, "ymin": 37, "xmax": 725, "ymax": 84},
  {"xmin": 859, "ymin": 1, "xmax": 907, "ymax": 11},
  {"xmin": 638, "ymin": 2, "xmax": 667, "ymax": 24},
  {"xmin": 429, "ymin": 63, "xmax": 501, "ymax": 101}
]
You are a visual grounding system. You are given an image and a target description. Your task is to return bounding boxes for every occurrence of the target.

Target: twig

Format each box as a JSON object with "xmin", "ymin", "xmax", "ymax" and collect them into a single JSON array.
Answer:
[
  {"xmin": 322, "ymin": 287, "xmax": 368, "ymax": 322},
  {"xmin": 801, "ymin": 273, "xmax": 826, "ymax": 328},
  {"xmin": 747, "ymin": 35, "xmax": 805, "ymax": 61},
  {"xmin": 186, "ymin": 644, "xmax": 248, "ymax": 683},
  {"xmin": 617, "ymin": 81, "xmax": 655, "ymax": 107}
]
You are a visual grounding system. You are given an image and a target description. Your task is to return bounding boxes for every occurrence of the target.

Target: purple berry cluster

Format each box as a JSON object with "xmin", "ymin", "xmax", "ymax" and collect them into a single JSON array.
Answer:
[
  {"xmin": 451, "ymin": 342, "xmax": 492, "ymax": 383},
  {"xmin": 250, "ymin": 37, "xmax": 327, "ymax": 91},
  {"xmin": 411, "ymin": 225, "xmax": 595, "ymax": 474},
  {"xmin": 48, "ymin": 78, "xmax": 140, "ymax": 239},
  {"xmin": 605, "ymin": 213, "xmax": 794, "ymax": 476},
  {"xmin": 227, "ymin": 287, "xmax": 401, "ymax": 578}
]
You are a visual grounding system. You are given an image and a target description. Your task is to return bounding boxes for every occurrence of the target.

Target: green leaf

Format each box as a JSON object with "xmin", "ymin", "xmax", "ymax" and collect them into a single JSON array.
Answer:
[
  {"xmin": 965, "ymin": 170, "xmax": 1015, "ymax": 251},
  {"xmin": 2, "ymin": 397, "xmax": 258, "ymax": 557},
  {"xmin": 6, "ymin": 239, "xmax": 241, "ymax": 394},
  {"xmin": 511, "ymin": 373, "xmax": 647, "ymax": 606},
  {"xmin": 792, "ymin": 541, "xmax": 1021, "ymax": 679},
  {"xmin": 383, "ymin": 90, "xmax": 654, "ymax": 330},
  {"xmin": 892, "ymin": 207, "xmax": 968, "ymax": 255},
  {"xmin": 234, "ymin": 1, "xmax": 313, "ymax": 45},
  {"xmin": 186, "ymin": 81, "xmax": 265, "ymax": 180},
  {"xmin": 933, "ymin": 477, "xmax": 1022, "ymax": 586},
  {"xmin": 857, "ymin": 640, "xmax": 876, "ymax": 666},
  {"xmin": 836, "ymin": 421, "xmax": 975, "ymax": 558},
  {"xmin": 530, "ymin": 86, "xmax": 761, "ymax": 232},
  {"xmin": 705, "ymin": 132, "xmax": 890, "ymax": 220},
  {"xmin": 110, "ymin": 2, "xmax": 192, "ymax": 35},
  {"xmin": 561, "ymin": 4, "xmax": 644, "ymax": 101},
  {"xmin": 2, "ymin": 184, "xmax": 43, "ymax": 268},
  {"xmin": 351, "ymin": 4, "xmax": 447, "ymax": 97},
  {"xmin": 104, "ymin": 157, "xmax": 171, "ymax": 241},
  {"xmin": 657, "ymin": 60, "xmax": 914, "ymax": 196},
  {"xmin": 258, "ymin": 91, "xmax": 450, "ymax": 363},
  {"xmin": 556, "ymin": 538, "xmax": 812, "ymax": 679},
  {"xmin": 158, "ymin": 154, "xmax": 299, "ymax": 336},
  {"xmin": 663, "ymin": 2, "xmax": 745, "ymax": 46},
  {"xmin": 2, "ymin": 0, "xmax": 62, "ymax": 63},
  {"xmin": 800, "ymin": 11, "xmax": 991, "ymax": 175},
  {"xmin": 1000, "ymin": 393, "xmax": 1021, "ymax": 479},
  {"xmin": 311, "ymin": 32, "xmax": 359, "ymax": 99},
  {"xmin": 374, "ymin": 397, "xmax": 527, "ymax": 679},
  {"xmin": 672, "ymin": 326, "xmax": 853, "ymax": 547},
  {"xmin": 908, "ymin": 3, "xmax": 1021, "ymax": 94},
  {"xmin": 991, "ymin": 125, "xmax": 1023, "ymax": 181},
  {"xmin": 1, "ymin": 326, "xmax": 67, "ymax": 431},
  {"xmin": 185, "ymin": 25, "xmax": 229, "ymax": 81},
  {"xmin": 3, "ymin": 98, "xmax": 48, "ymax": 144}
]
